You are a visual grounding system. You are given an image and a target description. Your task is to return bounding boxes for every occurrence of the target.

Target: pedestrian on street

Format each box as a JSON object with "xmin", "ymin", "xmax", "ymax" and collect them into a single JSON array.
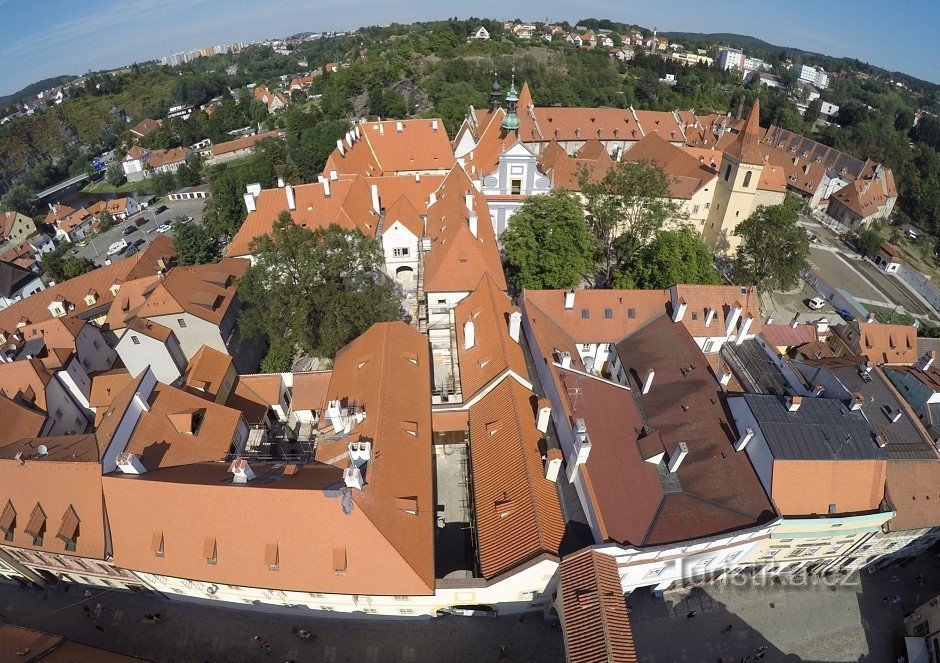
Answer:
[
  {"xmin": 260, "ymin": 641, "xmax": 271, "ymax": 654},
  {"xmin": 686, "ymin": 610, "xmax": 697, "ymax": 618},
  {"xmin": 152, "ymin": 613, "xmax": 162, "ymax": 623},
  {"xmin": 721, "ymin": 624, "xmax": 733, "ymax": 633},
  {"xmin": 82, "ymin": 606, "xmax": 91, "ymax": 617},
  {"xmin": 93, "ymin": 603, "xmax": 102, "ymax": 618}
]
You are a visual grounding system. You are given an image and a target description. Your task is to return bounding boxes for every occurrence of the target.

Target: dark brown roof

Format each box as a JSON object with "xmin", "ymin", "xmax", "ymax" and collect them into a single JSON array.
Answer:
[
  {"xmin": 560, "ymin": 549, "xmax": 637, "ymax": 663},
  {"xmin": 884, "ymin": 460, "xmax": 940, "ymax": 531}
]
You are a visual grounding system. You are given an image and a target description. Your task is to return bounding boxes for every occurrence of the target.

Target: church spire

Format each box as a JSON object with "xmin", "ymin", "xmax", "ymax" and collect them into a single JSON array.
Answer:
[
  {"xmin": 488, "ymin": 73, "xmax": 502, "ymax": 112},
  {"xmin": 725, "ymin": 99, "xmax": 763, "ymax": 165},
  {"xmin": 501, "ymin": 69, "xmax": 520, "ymax": 133}
]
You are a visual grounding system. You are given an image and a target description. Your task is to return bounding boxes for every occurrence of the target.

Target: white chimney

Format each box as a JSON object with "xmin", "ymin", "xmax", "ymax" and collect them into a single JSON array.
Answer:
[
  {"xmin": 536, "ymin": 405, "xmax": 551, "ymax": 433},
  {"xmin": 544, "ymin": 454, "xmax": 562, "ymax": 482},
  {"xmin": 336, "ymin": 139, "xmax": 345, "ymax": 156},
  {"xmin": 642, "ymin": 369, "xmax": 655, "ymax": 395},
  {"xmin": 574, "ymin": 419, "xmax": 591, "ymax": 466},
  {"xmin": 370, "ymin": 184, "xmax": 381, "ymax": 214},
  {"xmin": 736, "ymin": 315, "xmax": 754, "ymax": 345},
  {"xmin": 396, "ymin": 121, "xmax": 404, "ymax": 132},
  {"xmin": 246, "ymin": 183, "xmax": 261, "ymax": 197},
  {"xmin": 465, "ymin": 192, "xmax": 474, "ymax": 211},
  {"xmin": 916, "ymin": 351, "xmax": 936, "ymax": 371},
  {"xmin": 790, "ymin": 313, "xmax": 800, "ymax": 329},
  {"xmin": 787, "ymin": 395, "xmax": 803, "ymax": 412},
  {"xmin": 378, "ymin": 123, "xmax": 384, "ymax": 135},
  {"xmin": 463, "ymin": 318, "xmax": 475, "ymax": 350},
  {"xmin": 705, "ymin": 307, "xmax": 716, "ymax": 328},
  {"xmin": 672, "ymin": 298, "xmax": 687, "ymax": 323},
  {"xmin": 429, "ymin": 192, "xmax": 437, "ymax": 206},
  {"xmin": 508, "ymin": 311, "xmax": 522, "ymax": 343},
  {"xmin": 468, "ymin": 212, "xmax": 478, "ymax": 238},
  {"xmin": 667, "ymin": 442, "xmax": 689, "ymax": 473},
  {"xmin": 285, "ymin": 184, "xmax": 295, "ymax": 211},
  {"xmin": 432, "ymin": 119, "xmax": 439, "ymax": 131},
  {"xmin": 735, "ymin": 428, "xmax": 754, "ymax": 452},
  {"xmin": 559, "ymin": 351, "xmax": 572, "ymax": 369},
  {"xmin": 277, "ymin": 177, "xmax": 285, "ymax": 188},
  {"xmin": 116, "ymin": 452, "xmax": 147, "ymax": 475},
  {"xmin": 564, "ymin": 291, "xmax": 576, "ymax": 309},
  {"xmin": 348, "ymin": 440, "xmax": 372, "ymax": 462},
  {"xmin": 327, "ymin": 399, "xmax": 345, "ymax": 433},
  {"xmin": 322, "ymin": 179, "xmax": 331, "ymax": 197},
  {"xmin": 851, "ymin": 392, "xmax": 864, "ymax": 411},
  {"xmin": 813, "ymin": 384, "xmax": 826, "ymax": 397},
  {"xmin": 243, "ymin": 192, "xmax": 256, "ymax": 213},
  {"xmin": 725, "ymin": 303, "xmax": 743, "ymax": 337},
  {"xmin": 344, "ymin": 465, "xmax": 365, "ymax": 490},
  {"xmin": 890, "ymin": 409, "xmax": 903, "ymax": 423},
  {"xmin": 717, "ymin": 364, "xmax": 732, "ymax": 386},
  {"xmin": 229, "ymin": 458, "xmax": 255, "ymax": 484},
  {"xmin": 415, "ymin": 173, "xmax": 421, "ymax": 182},
  {"xmin": 329, "ymin": 170, "xmax": 338, "ymax": 181}
]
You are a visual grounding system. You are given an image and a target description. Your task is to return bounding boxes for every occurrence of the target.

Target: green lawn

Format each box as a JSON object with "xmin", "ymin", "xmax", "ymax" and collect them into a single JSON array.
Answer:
[{"xmin": 82, "ymin": 180, "xmax": 156, "ymax": 195}]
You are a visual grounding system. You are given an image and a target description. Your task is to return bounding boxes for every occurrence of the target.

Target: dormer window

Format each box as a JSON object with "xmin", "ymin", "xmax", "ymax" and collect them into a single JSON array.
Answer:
[
  {"xmin": 0, "ymin": 500, "xmax": 15, "ymax": 542},
  {"xmin": 151, "ymin": 531, "xmax": 165, "ymax": 557}
]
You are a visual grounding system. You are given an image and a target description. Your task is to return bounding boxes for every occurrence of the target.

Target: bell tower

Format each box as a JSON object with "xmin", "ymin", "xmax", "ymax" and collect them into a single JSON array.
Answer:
[
  {"xmin": 501, "ymin": 70, "xmax": 520, "ymax": 135},
  {"xmin": 703, "ymin": 100, "xmax": 765, "ymax": 254}
]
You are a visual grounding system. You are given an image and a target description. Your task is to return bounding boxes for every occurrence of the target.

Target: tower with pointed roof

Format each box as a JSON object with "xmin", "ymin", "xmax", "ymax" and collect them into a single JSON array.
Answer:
[
  {"xmin": 488, "ymin": 75, "xmax": 502, "ymax": 113},
  {"xmin": 501, "ymin": 76, "xmax": 520, "ymax": 134},
  {"xmin": 703, "ymin": 100, "xmax": 766, "ymax": 254}
]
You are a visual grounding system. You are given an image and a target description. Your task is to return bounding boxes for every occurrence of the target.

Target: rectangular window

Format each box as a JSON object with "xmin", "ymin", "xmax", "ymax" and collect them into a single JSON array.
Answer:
[
  {"xmin": 399, "ymin": 608, "xmax": 415, "ymax": 615},
  {"xmin": 761, "ymin": 549, "xmax": 779, "ymax": 559},
  {"xmin": 265, "ymin": 543, "xmax": 279, "ymax": 571},
  {"xmin": 151, "ymin": 531, "xmax": 164, "ymax": 557},
  {"xmin": 319, "ymin": 606, "xmax": 336, "ymax": 612},
  {"xmin": 627, "ymin": 308, "xmax": 636, "ymax": 319},
  {"xmin": 510, "ymin": 179, "xmax": 522, "ymax": 195},
  {"xmin": 394, "ymin": 596, "xmax": 409, "ymax": 602},
  {"xmin": 581, "ymin": 344, "xmax": 591, "ymax": 352},
  {"xmin": 177, "ymin": 319, "xmax": 187, "ymax": 328},
  {"xmin": 393, "ymin": 248, "xmax": 410, "ymax": 258},
  {"xmin": 131, "ymin": 335, "xmax": 140, "ymax": 345},
  {"xmin": 692, "ymin": 205, "xmax": 700, "ymax": 214}
]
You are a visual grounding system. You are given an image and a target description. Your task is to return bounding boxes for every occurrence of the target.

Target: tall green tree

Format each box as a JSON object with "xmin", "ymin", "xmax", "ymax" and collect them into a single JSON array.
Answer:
[
  {"xmin": 238, "ymin": 213, "xmax": 399, "ymax": 358},
  {"xmin": 105, "ymin": 162, "xmax": 126, "ymax": 187},
  {"xmin": 856, "ymin": 227, "xmax": 883, "ymax": 258},
  {"xmin": 733, "ymin": 198, "xmax": 809, "ymax": 291},
  {"xmin": 579, "ymin": 160, "xmax": 684, "ymax": 287},
  {"xmin": 501, "ymin": 190, "xmax": 597, "ymax": 292},
  {"xmin": 173, "ymin": 219, "xmax": 220, "ymax": 265},
  {"xmin": 613, "ymin": 226, "xmax": 721, "ymax": 289}
]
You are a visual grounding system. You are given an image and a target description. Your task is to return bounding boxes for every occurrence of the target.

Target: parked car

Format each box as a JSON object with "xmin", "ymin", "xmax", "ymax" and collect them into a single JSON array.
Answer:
[
  {"xmin": 155, "ymin": 224, "xmax": 172, "ymax": 233},
  {"xmin": 121, "ymin": 225, "xmax": 136, "ymax": 236},
  {"xmin": 153, "ymin": 205, "xmax": 168, "ymax": 215},
  {"xmin": 124, "ymin": 244, "xmax": 140, "ymax": 257},
  {"xmin": 107, "ymin": 239, "xmax": 128, "ymax": 256},
  {"xmin": 133, "ymin": 238, "xmax": 146, "ymax": 247},
  {"xmin": 807, "ymin": 297, "xmax": 826, "ymax": 310}
]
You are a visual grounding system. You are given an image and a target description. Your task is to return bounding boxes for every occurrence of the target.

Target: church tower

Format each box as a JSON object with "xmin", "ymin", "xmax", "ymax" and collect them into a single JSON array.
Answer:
[
  {"xmin": 703, "ymin": 100, "xmax": 766, "ymax": 254},
  {"xmin": 488, "ymin": 75, "xmax": 503, "ymax": 112},
  {"xmin": 501, "ymin": 75, "xmax": 520, "ymax": 134}
]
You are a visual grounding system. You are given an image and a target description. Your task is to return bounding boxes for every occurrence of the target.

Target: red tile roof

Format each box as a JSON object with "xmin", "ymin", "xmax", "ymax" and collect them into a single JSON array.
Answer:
[
  {"xmin": 210, "ymin": 131, "xmax": 282, "ymax": 157},
  {"xmin": 324, "ymin": 119, "xmax": 455, "ymax": 178},
  {"xmin": 723, "ymin": 100, "xmax": 763, "ymax": 165}
]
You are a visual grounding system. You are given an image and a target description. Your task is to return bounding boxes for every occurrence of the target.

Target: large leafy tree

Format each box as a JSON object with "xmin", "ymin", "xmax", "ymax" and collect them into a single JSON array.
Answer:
[
  {"xmin": 579, "ymin": 160, "xmax": 684, "ymax": 287},
  {"xmin": 238, "ymin": 213, "xmax": 399, "ymax": 359},
  {"xmin": 173, "ymin": 219, "xmax": 220, "ymax": 265},
  {"xmin": 613, "ymin": 226, "xmax": 721, "ymax": 289},
  {"xmin": 733, "ymin": 198, "xmax": 809, "ymax": 291},
  {"xmin": 501, "ymin": 190, "xmax": 597, "ymax": 292}
]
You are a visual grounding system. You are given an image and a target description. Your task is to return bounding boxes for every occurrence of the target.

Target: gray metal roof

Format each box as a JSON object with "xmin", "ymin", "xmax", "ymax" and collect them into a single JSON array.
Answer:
[
  {"xmin": 741, "ymin": 393, "xmax": 885, "ymax": 461},
  {"xmin": 723, "ymin": 339, "xmax": 792, "ymax": 396},
  {"xmin": 828, "ymin": 365, "xmax": 937, "ymax": 460}
]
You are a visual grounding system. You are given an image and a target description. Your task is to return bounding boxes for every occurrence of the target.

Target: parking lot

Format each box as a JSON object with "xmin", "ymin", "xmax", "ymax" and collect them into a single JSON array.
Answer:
[
  {"xmin": 806, "ymin": 246, "xmax": 886, "ymax": 303},
  {"xmin": 74, "ymin": 198, "xmax": 205, "ymax": 266}
]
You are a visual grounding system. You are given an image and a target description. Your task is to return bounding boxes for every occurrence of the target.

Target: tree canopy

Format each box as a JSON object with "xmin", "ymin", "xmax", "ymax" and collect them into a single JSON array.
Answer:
[
  {"xmin": 732, "ymin": 197, "xmax": 809, "ymax": 291},
  {"xmin": 501, "ymin": 190, "xmax": 596, "ymax": 292},
  {"xmin": 613, "ymin": 226, "xmax": 721, "ymax": 289},
  {"xmin": 579, "ymin": 160, "xmax": 684, "ymax": 286},
  {"xmin": 237, "ymin": 213, "xmax": 399, "ymax": 359},
  {"xmin": 173, "ymin": 219, "xmax": 220, "ymax": 265}
]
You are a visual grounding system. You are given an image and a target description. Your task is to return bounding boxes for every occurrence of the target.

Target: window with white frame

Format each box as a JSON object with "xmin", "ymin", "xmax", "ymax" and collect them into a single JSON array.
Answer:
[
  {"xmin": 643, "ymin": 567, "xmax": 665, "ymax": 578},
  {"xmin": 393, "ymin": 248, "xmax": 410, "ymax": 258}
]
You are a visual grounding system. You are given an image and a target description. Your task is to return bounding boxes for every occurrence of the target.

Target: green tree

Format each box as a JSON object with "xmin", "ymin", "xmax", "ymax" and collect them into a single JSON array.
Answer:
[
  {"xmin": 105, "ymin": 162, "xmax": 126, "ymax": 187},
  {"xmin": 579, "ymin": 160, "xmax": 684, "ymax": 287},
  {"xmin": 613, "ymin": 227, "xmax": 721, "ymax": 289},
  {"xmin": 61, "ymin": 256, "xmax": 96, "ymax": 279},
  {"xmin": 40, "ymin": 242, "xmax": 74, "ymax": 282},
  {"xmin": 237, "ymin": 213, "xmax": 399, "ymax": 358},
  {"xmin": 97, "ymin": 211, "xmax": 116, "ymax": 233},
  {"xmin": 501, "ymin": 190, "xmax": 597, "ymax": 292},
  {"xmin": 856, "ymin": 227, "xmax": 883, "ymax": 258},
  {"xmin": 173, "ymin": 219, "xmax": 220, "ymax": 265},
  {"xmin": 733, "ymin": 198, "xmax": 809, "ymax": 291},
  {"xmin": 259, "ymin": 339, "xmax": 294, "ymax": 373}
]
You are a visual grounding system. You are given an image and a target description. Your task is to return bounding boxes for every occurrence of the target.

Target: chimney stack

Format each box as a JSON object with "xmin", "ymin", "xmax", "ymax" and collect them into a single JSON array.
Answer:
[
  {"xmin": 468, "ymin": 212, "xmax": 478, "ymax": 238},
  {"xmin": 285, "ymin": 184, "xmax": 295, "ymax": 211},
  {"xmin": 736, "ymin": 315, "xmax": 754, "ymax": 345},
  {"xmin": 508, "ymin": 310, "xmax": 521, "ymax": 343},
  {"xmin": 735, "ymin": 428, "xmax": 754, "ymax": 452},
  {"xmin": 717, "ymin": 363, "xmax": 732, "ymax": 386},
  {"xmin": 672, "ymin": 298, "xmax": 688, "ymax": 323},
  {"xmin": 329, "ymin": 170, "xmax": 338, "ymax": 181},
  {"xmin": 327, "ymin": 399, "xmax": 345, "ymax": 434},
  {"xmin": 574, "ymin": 418, "xmax": 591, "ymax": 466},
  {"xmin": 432, "ymin": 119, "xmax": 439, "ymax": 131},
  {"xmin": 428, "ymin": 192, "xmax": 437, "ymax": 206},
  {"xmin": 564, "ymin": 291, "xmax": 576, "ymax": 309},
  {"xmin": 559, "ymin": 351, "xmax": 572, "ymax": 369},
  {"xmin": 277, "ymin": 177, "xmax": 285, "ymax": 188},
  {"xmin": 370, "ymin": 184, "xmax": 381, "ymax": 214},
  {"xmin": 243, "ymin": 192, "xmax": 256, "ymax": 213},
  {"xmin": 851, "ymin": 392, "xmax": 865, "ymax": 411},
  {"xmin": 336, "ymin": 139, "xmax": 345, "ymax": 156},
  {"xmin": 725, "ymin": 302, "xmax": 743, "ymax": 337},
  {"xmin": 916, "ymin": 351, "xmax": 936, "ymax": 371},
  {"xmin": 813, "ymin": 384, "xmax": 826, "ymax": 397},
  {"xmin": 642, "ymin": 369, "xmax": 655, "ymax": 395},
  {"xmin": 890, "ymin": 409, "xmax": 903, "ymax": 423},
  {"xmin": 396, "ymin": 121, "xmax": 404, "ymax": 132},
  {"xmin": 344, "ymin": 465, "xmax": 365, "ymax": 490},
  {"xmin": 787, "ymin": 395, "xmax": 803, "ymax": 412},
  {"xmin": 229, "ymin": 458, "xmax": 255, "ymax": 484},
  {"xmin": 463, "ymin": 318, "xmax": 475, "ymax": 350},
  {"xmin": 322, "ymin": 179, "xmax": 331, "ymax": 198},
  {"xmin": 866, "ymin": 311, "xmax": 876, "ymax": 323},
  {"xmin": 705, "ymin": 307, "xmax": 716, "ymax": 328},
  {"xmin": 790, "ymin": 313, "xmax": 800, "ymax": 329},
  {"xmin": 667, "ymin": 442, "xmax": 689, "ymax": 473},
  {"xmin": 536, "ymin": 402, "xmax": 551, "ymax": 433},
  {"xmin": 116, "ymin": 452, "xmax": 147, "ymax": 475},
  {"xmin": 544, "ymin": 450, "xmax": 562, "ymax": 482}
]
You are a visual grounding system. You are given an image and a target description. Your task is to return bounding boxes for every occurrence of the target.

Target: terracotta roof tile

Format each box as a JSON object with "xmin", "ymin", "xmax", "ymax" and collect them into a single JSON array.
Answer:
[
  {"xmin": 291, "ymin": 370, "xmax": 332, "ymax": 412},
  {"xmin": 324, "ymin": 119, "xmax": 454, "ymax": 177},
  {"xmin": 885, "ymin": 460, "xmax": 940, "ymax": 531},
  {"xmin": 560, "ymin": 549, "xmax": 637, "ymax": 663},
  {"xmin": 469, "ymin": 378, "xmax": 565, "ymax": 578},
  {"xmin": 182, "ymin": 346, "xmax": 234, "ymax": 400}
]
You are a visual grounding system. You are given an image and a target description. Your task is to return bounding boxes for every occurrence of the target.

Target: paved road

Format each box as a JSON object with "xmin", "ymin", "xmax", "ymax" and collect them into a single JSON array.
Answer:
[
  {"xmin": 629, "ymin": 553, "xmax": 940, "ymax": 662},
  {"xmin": 0, "ymin": 581, "xmax": 563, "ymax": 663},
  {"xmin": 73, "ymin": 198, "xmax": 205, "ymax": 267},
  {"xmin": 852, "ymin": 256, "xmax": 933, "ymax": 317},
  {"xmin": 807, "ymin": 246, "xmax": 886, "ymax": 303}
]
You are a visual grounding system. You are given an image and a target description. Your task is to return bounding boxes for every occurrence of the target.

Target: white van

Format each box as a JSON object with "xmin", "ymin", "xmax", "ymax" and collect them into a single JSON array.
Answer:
[{"xmin": 107, "ymin": 239, "xmax": 128, "ymax": 256}]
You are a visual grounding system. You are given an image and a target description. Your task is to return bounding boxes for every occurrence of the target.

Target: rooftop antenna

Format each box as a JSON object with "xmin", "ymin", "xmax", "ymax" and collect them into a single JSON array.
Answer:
[{"xmin": 566, "ymin": 375, "xmax": 584, "ymax": 411}]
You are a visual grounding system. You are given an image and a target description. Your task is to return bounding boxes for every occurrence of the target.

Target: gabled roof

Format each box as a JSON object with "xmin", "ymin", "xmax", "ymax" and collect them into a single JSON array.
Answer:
[
  {"xmin": 723, "ymin": 100, "xmax": 763, "ymax": 165},
  {"xmin": 469, "ymin": 378, "xmax": 564, "ymax": 578},
  {"xmin": 622, "ymin": 134, "xmax": 717, "ymax": 199},
  {"xmin": 538, "ymin": 140, "xmax": 613, "ymax": 191},
  {"xmin": 369, "ymin": 173, "xmax": 445, "ymax": 215},
  {"xmin": 182, "ymin": 346, "xmax": 234, "ymax": 400},
  {"xmin": 670, "ymin": 284, "xmax": 762, "ymax": 338},
  {"xmin": 884, "ymin": 460, "xmax": 940, "ymax": 531},
  {"xmin": 210, "ymin": 130, "xmax": 282, "ymax": 157},
  {"xmin": 143, "ymin": 147, "xmax": 189, "ymax": 170},
  {"xmin": 0, "ymin": 260, "xmax": 37, "ymax": 298},
  {"xmin": 313, "ymin": 322, "xmax": 434, "ymax": 592},
  {"xmin": 382, "ymin": 195, "xmax": 423, "ymax": 238},
  {"xmin": 0, "ymin": 210, "xmax": 32, "ymax": 237},
  {"xmin": 130, "ymin": 118, "xmax": 160, "ymax": 137},
  {"xmin": 559, "ymin": 549, "xmax": 637, "ymax": 663},
  {"xmin": 226, "ymin": 178, "xmax": 379, "ymax": 257},
  {"xmin": 0, "ymin": 359, "xmax": 53, "ymax": 411},
  {"xmin": 290, "ymin": 370, "xmax": 332, "ymax": 412},
  {"xmin": 521, "ymin": 289, "xmax": 669, "ymax": 343},
  {"xmin": 836, "ymin": 321, "xmax": 917, "ymax": 365},
  {"xmin": 455, "ymin": 274, "xmax": 529, "ymax": 399},
  {"xmin": 0, "ymin": 391, "xmax": 46, "ymax": 446},
  {"xmin": 324, "ymin": 119, "xmax": 455, "ymax": 177}
]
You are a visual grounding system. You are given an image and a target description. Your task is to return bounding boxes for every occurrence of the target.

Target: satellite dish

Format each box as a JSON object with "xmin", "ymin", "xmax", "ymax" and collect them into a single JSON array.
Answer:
[{"xmin": 37, "ymin": 444, "xmax": 48, "ymax": 456}]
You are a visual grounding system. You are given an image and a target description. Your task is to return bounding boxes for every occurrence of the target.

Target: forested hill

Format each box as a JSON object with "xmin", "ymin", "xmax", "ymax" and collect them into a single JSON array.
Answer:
[
  {"xmin": 0, "ymin": 75, "xmax": 77, "ymax": 106},
  {"xmin": 662, "ymin": 31, "xmax": 938, "ymax": 92}
]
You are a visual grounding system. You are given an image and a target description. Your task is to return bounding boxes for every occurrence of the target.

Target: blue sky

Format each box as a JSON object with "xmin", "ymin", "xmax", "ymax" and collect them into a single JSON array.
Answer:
[{"xmin": 0, "ymin": 0, "xmax": 936, "ymax": 96}]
